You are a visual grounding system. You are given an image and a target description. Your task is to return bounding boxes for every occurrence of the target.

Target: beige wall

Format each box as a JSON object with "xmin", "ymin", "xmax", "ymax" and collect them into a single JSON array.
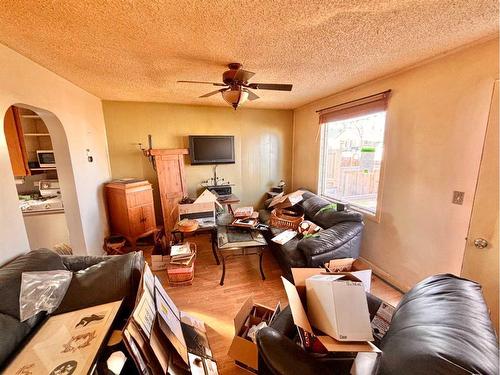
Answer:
[
  {"xmin": 102, "ymin": 101, "xmax": 293, "ymax": 221},
  {"xmin": 0, "ymin": 43, "xmax": 111, "ymax": 263},
  {"xmin": 292, "ymin": 38, "xmax": 499, "ymax": 290}
]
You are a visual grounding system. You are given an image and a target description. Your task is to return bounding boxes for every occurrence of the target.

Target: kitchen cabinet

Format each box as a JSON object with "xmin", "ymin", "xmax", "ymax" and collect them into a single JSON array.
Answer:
[
  {"xmin": 105, "ymin": 179, "xmax": 157, "ymax": 247},
  {"xmin": 4, "ymin": 106, "xmax": 30, "ymax": 176}
]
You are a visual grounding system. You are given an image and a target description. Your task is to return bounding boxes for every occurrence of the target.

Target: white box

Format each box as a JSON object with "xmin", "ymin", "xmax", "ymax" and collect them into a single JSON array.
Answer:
[
  {"xmin": 325, "ymin": 258, "xmax": 372, "ymax": 293},
  {"xmin": 306, "ymin": 274, "xmax": 374, "ymax": 342},
  {"xmin": 151, "ymin": 254, "xmax": 168, "ymax": 271}
]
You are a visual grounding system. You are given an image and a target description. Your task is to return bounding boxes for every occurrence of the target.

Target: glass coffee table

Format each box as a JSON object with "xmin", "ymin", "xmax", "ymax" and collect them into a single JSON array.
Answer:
[{"xmin": 216, "ymin": 225, "xmax": 267, "ymax": 286}]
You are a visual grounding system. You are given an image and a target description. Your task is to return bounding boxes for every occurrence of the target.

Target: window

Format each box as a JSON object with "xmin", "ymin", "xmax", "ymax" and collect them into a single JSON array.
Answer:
[{"xmin": 318, "ymin": 92, "xmax": 390, "ymax": 216}]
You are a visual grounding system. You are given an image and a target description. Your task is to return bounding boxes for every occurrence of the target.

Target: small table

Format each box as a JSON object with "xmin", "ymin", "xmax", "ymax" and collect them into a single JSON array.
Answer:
[
  {"xmin": 217, "ymin": 193, "xmax": 240, "ymax": 215},
  {"xmin": 216, "ymin": 225, "xmax": 267, "ymax": 286},
  {"xmin": 172, "ymin": 224, "xmax": 219, "ymax": 265}
]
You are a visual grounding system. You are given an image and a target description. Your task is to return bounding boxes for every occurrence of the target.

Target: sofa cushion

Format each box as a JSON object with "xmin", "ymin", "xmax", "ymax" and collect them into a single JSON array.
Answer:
[
  {"xmin": 379, "ymin": 274, "xmax": 499, "ymax": 375},
  {"xmin": 313, "ymin": 209, "xmax": 363, "ymax": 229},
  {"xmin": 269, "ymin": 236, "xmax": 307, "ymax": 268},
  {"xmin": 0, "ymin": 249, "xmax": 66, "ymax": 320},
  {"xmin": 298, "ymin": 222, "xmax": 363, "ymax": 258},
  {"xmin": 55, "ymin": 252, "xmax": 143, "ymax": 314},
  {"xmin": 301, "ymin": 196, "xmax": 330, "ymax": 219},
  {"xmin": 0, "ymin": 312, "xmax": 45, "ymax": 366}
]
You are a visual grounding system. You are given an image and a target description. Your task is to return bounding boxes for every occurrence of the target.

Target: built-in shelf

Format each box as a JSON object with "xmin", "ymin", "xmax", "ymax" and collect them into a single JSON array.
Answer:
[
  {"xmin": 21, "ymin": 114, "xmax": 41, "ymax": 119},
  {"xmin": 30, "ymin": 167, "xmax": 57, "ymax": 171},
  {"xmin": 24, "ymin": 133, "xmax": 50, "ymax": 137}
]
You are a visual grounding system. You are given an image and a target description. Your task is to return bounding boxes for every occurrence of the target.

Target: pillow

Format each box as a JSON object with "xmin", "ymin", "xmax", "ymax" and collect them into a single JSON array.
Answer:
[
  {"xmin": 55, "ymin": 252, "xmax": 142, "ymax": 314},
  {"xmin": 313, "ymin": 209, "xmax": 363, "ymax": 229},
  {"xmin": 301, "ymin": 196, "xmax": 330, "ymax": 219},
  {"xmin": 0, "ymin": 249, "xmax": 66, "ymax": 319}
]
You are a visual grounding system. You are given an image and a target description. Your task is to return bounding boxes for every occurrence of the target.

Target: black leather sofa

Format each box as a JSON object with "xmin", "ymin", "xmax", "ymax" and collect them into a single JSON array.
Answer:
[
  {"xmin": 257, "ymin": 274, "xmax": 499, "ymax": 375},
  {"xmin": 260, "ymin": 190, "xmax": 364, "ymax": 280},
  {"xmin": 0, "ymin": 248, "xmax": 144, "ymax": 368}
]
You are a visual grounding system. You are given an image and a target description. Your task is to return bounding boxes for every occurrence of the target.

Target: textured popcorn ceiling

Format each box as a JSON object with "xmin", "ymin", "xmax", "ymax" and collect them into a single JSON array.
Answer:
[{"xmin": 0, "ymin": 1, "xmax": 497, "ymax": 109}]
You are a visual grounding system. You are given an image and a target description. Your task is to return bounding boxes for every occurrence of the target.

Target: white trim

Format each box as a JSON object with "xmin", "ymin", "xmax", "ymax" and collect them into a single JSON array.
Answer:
[{"xmin": 359, "ymin": 256, "xmax": 411, "ymax": 293}]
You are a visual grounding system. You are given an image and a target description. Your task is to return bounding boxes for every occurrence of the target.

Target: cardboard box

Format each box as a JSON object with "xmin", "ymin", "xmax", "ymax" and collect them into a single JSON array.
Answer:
[
  {"xmin": 306, "ymin": 274, "xmax": 374, "ymax": 341},
  {"xmin": 285, "ymin": 270, "xmax": 380, "ymax": 353},
  {"xmin": 151, "ymin": 254, "xmax": 169, "ymax": 271},
  {"xmin": 325, "ymin": 258, "xmax": 372, "ymax": 292},
  {"xmin": 178, "ymin": 201, "xmax": 215, "ymax": 227},
  {"xmin": 228, "ymin": 296, "xmax": 280, "ymax": 372},
  {"xmin": 268, "ymin": 190, "xmax": 305, "ymax": 209},
  {"xmin": 124, "ymin": 264, "xmax": 219, "ymax": 374}
]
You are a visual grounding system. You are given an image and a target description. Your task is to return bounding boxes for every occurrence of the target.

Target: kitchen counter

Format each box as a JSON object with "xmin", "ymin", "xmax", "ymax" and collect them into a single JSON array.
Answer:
[{"xmin": 22, "ymin": 208, "xmax": 65, "ymax": 216}]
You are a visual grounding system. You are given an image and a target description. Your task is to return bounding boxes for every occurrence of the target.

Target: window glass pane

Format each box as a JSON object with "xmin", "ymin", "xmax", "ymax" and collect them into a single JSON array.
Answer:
[{"xmin": 320, "ymin": 111, "xmax": 386, "ymax": 214}]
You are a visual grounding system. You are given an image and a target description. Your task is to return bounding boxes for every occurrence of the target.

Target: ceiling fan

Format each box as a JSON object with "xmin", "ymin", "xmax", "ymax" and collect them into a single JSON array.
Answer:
[{"xmin": 177, "ymin": 63, "xmax": 293, "ymax": 109}]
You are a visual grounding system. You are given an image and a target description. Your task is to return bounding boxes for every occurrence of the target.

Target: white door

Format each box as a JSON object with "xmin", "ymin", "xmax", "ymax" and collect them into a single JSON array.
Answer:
[{"xmin": 461, "ymin": 80, "xmax": 499, "ymax": 334}]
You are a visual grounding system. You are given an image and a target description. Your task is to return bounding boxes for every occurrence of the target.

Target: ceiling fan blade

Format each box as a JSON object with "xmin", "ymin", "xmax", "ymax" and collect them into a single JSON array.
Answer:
[
  {"xmin": 178, "ymin": 80, "xmax": 226, "ymax": 87},
  {"xmin": 248, "ymin": 83, "xmax": 293, "ymax": 91},
  {"xmin": 233, "ymin": 69, "xmax": 255, "ymax": 82},
  {"xmin": 199, "ymin": 88, "xmax": 228, "ymax": 98},
  {"xmin": 245, "ymin": 89, "xmax": 260, "ymax": 101}
]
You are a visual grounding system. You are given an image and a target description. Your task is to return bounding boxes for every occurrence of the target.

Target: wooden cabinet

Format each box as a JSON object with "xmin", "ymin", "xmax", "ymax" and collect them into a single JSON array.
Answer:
[
  {"xmin": 146, "ymin": 149, "xmax": 188, "ymax": 234},
  {"xmin": 105, "ymin": 180, "xmax": 157, "ymax": 247},
  {"xmin": 4, "ymin": 106, "xmax": 30, "ymax": 176}
]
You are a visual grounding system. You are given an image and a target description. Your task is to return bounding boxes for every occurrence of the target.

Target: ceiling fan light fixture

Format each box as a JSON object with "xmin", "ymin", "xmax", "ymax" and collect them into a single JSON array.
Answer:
[{"xmin": 222, "ymin": 87, "xmax": 249, "ymax": 109}]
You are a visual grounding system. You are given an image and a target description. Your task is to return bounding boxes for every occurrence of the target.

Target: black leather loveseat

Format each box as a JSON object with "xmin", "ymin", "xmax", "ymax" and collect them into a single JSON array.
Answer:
[
  {"xmin": 257, "ymin": 274, "xmax": 499, "ymax": 375},
  {"xmin": 0, "ymin": 248, "xmax": 144, "ymax": 369},
  {"xmin": 260, "ymin": 190, "xmax": 364, "ymax": 280}
]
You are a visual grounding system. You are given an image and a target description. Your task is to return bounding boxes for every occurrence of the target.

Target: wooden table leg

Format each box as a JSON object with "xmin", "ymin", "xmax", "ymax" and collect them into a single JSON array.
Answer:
[
  {"xmin": 219, "ymin": 253, "xmax": 226, "ymax": 286},
  {"xmin": 211, "ymin": 229, "xmax": 220, "ymax": 265},
  {"xmin": 259, "ymin": 248, "xmax": 266, "ymax": 280}
]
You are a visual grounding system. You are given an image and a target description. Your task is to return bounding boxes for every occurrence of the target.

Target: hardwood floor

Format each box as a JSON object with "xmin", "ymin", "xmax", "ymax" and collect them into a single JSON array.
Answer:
[{"xmin": 143, "ymin": 234, "xmax": 402, "ymax": 374}]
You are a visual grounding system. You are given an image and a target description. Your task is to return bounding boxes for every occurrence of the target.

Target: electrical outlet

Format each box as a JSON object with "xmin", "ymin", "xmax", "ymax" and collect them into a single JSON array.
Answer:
[{"xmin": 452, "ymin": 191, "xmax": 465, "ymax": 205}]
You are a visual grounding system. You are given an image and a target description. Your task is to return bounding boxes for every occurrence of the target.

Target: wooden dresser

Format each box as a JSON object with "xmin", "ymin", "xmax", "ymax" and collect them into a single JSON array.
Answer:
[{"xmin": 105, "ymin": 179, "xmax": 157, "ymax": 247}]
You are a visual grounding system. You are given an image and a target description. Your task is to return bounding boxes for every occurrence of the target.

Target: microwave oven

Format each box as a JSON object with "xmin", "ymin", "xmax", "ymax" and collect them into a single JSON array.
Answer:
[{"xmin": 37, "ymin": 150, "xmax": 56, "ymax": 168}]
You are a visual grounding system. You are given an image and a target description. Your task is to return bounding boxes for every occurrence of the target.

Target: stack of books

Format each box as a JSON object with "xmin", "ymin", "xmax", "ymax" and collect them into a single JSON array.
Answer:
[
  {"xmin": 170, "ymin": 243, "xmax": 195, "ymax": 266},
  {"xmin": 232, "ymin": 206, "xmax": 259, "ymax": 228}
]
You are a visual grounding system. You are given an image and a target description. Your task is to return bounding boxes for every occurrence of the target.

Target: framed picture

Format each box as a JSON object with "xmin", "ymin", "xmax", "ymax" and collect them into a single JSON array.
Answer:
[{"xmin": 5, "ymin": 300, "xmax": 122, "ymax": 375}]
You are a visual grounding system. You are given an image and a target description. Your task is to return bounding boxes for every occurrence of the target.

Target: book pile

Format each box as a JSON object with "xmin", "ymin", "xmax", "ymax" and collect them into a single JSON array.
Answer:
[
  {"xmin": 123, "ymin": 264, "xmax": 218, "ymax": 374},
  {"xmin": 170, "ymin": 243, "xmax": 195, "ymax": 266},
  {"xmin": 233, "ymin": 206, "xmax": 254, "ymax": 218},
  {"xmin": 231, "ymin": 206, "xmax": 259, "ymax": 228}
]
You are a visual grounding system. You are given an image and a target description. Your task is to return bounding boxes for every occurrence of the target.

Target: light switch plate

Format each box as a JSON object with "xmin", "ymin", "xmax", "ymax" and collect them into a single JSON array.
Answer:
[{"xmin": 452, "ymin": 191, "xmax": 465, "ymax": 205}]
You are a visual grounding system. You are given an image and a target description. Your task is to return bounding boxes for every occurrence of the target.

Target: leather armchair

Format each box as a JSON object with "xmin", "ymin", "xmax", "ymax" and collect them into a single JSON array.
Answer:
[{"xmin": 257, "ymin": 274, "xmax": 499, "ymax": 375}]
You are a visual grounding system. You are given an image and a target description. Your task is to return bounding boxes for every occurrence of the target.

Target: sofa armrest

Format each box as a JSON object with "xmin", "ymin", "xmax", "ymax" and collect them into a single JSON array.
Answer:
[
  {"xmin": 298, "ymin": 222, "xmax": 363, "ymax": 259},
  {"xmin": 257, "ymin": 327, "xmax": 333, "ymax": 375},
  {"xmin": 60, "ymin": 255, "xmax": 111, "ymax": 272}
]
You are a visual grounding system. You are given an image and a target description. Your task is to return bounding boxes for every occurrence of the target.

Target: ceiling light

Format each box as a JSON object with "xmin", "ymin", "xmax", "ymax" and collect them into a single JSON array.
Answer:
[{"xmin": 222, "ymin": 87, "xmax": 249, "ymax": 109}]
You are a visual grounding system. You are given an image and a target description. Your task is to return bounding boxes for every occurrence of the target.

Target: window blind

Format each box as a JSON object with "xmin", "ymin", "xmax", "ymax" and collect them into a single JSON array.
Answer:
[{"xmin": 318, "ymin": 90, "xmax": 391, "ymax": 124}]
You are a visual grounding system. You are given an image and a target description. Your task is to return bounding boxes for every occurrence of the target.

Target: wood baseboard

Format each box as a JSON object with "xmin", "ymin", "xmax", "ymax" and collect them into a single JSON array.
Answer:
[{"xmin": 359, "ymin": 256, "xmax": 411, "ymax": 293}]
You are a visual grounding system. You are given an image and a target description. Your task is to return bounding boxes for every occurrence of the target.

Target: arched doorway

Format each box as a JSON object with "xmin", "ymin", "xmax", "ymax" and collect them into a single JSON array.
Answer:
[{"xmin": 3, "ymin": 104, "xmax": 86, "ymax": 252}]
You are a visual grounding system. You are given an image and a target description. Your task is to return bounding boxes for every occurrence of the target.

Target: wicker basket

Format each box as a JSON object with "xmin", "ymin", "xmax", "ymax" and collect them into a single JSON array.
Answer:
[
  {"xmin": 269, "ymin": 208, "xmax": 304, "ymax": 230},
  {"xmin": 167, "ymin": 243, "xmax": 197, "ymax": 286}
]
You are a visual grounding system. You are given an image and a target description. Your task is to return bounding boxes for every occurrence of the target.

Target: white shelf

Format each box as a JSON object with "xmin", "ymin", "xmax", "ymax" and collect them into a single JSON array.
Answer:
[
  {"xmin": 30, "ymin": 167, "xmax": 57, "ymax": 171},
  {"xmin": 24, "ymin": 133, "xmax": 50, "ymax": 137}
]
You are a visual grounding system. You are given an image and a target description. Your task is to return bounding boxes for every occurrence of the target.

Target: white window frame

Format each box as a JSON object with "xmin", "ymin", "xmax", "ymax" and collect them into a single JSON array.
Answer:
[{"xmin": 317, "ymin": 111, "xmax": 388, "ymax": 222}]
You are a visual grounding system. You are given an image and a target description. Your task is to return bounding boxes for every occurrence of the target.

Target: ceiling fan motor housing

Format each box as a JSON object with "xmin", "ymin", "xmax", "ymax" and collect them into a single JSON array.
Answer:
[{"xmin": 223, "ymin": 63, "xmax": 244, "ymax": 85}]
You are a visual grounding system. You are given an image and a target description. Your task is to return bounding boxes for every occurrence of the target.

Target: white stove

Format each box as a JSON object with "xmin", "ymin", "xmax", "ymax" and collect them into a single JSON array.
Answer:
[
  {"xmin": 20, "ymin": 197, "xmax": 64, "ymax": 213},
  {"xmin": 19, "ymin": 179, "xmax": 64, "ymax": 213}
]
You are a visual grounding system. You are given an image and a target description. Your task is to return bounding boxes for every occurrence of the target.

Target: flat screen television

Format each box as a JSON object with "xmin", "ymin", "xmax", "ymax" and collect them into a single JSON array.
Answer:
[{"xmin": 189, "ymin": 135, "xmax": 235, "ymax": 165}]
